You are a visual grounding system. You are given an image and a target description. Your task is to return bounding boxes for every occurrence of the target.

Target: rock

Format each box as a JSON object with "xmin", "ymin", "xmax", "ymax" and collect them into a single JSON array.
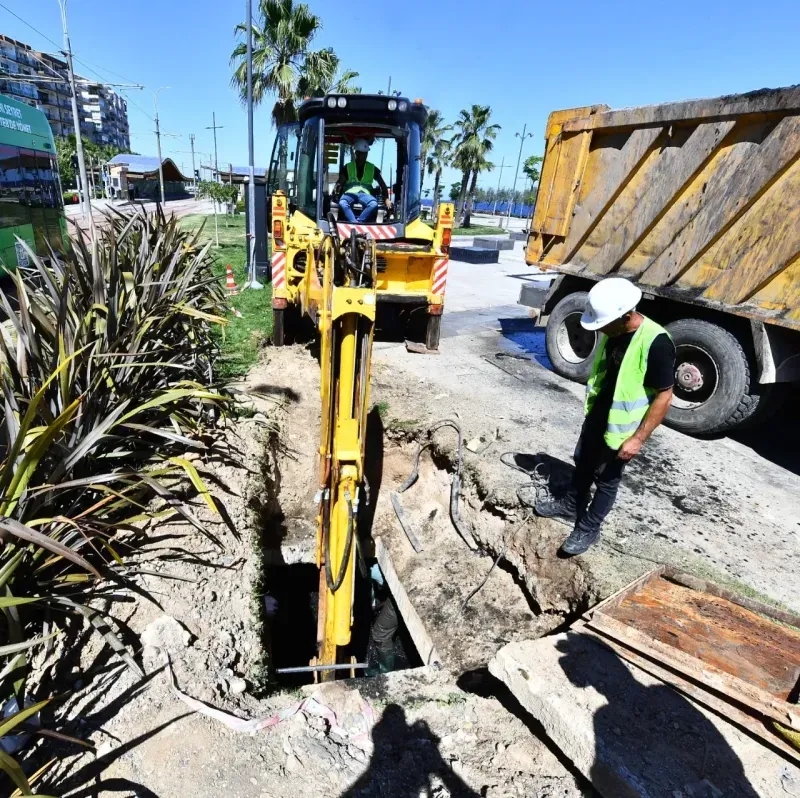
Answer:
[
  {"xmin": 228, "ymin": 677, "xmax": 247, "ymax": 695},
  {"xmin": 141, "ymin": 615, "xmax": 192, "ymax": 658},
  {"xmin": 489, "ymin": 633, "xmax": 792, "ymax": 798}
]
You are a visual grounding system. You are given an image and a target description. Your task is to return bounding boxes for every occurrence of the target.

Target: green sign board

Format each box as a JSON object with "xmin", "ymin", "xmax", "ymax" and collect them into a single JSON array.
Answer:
[{"xmin": 0, "ymin": 94, "xmax": 56, "ymax": 151}]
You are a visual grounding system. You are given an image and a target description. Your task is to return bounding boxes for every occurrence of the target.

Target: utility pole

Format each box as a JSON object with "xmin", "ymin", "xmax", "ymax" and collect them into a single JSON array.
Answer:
[
  {"xmin": 245, "ymin": 0, "xmax": 262, "ymax": 289},
  {"xmin": 505, "ymin": 123, "xmax": 532, "ymax": 230},
  {"xmin": 189, "ymin": 134, "xmax": 197, "ymax": 193},
  {"xmin": 379, "ymin": 76, "xmax": 391, "ymax": 173},
  {"xmin": 57, "ymin": 0, "xmax": 94, "ymax": 238},
  {"xmin": 492, "ymin": 156, "xmax": 512, "ymax": 220},
  {"xmin": 206, "ymin": 112, "xmax": 223, "ymax": 183},
  {"xmin": 152, "ymin": 87, "xmax": 169, "ymax": 205}
]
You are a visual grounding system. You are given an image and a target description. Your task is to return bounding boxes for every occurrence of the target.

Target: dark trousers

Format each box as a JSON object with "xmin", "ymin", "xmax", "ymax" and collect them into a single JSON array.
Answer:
[{"xmin": 569, "ymin": 423, "xmax": 627, "ymax": 534}]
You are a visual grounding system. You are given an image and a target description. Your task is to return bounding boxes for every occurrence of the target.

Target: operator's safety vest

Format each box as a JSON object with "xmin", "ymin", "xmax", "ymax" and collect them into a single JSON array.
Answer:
[
  {"xmin": 585, "ymin": 316, "xmax": 671, "ymax": 449},
  {"xmin": 344, "ymin": 160, "xmax": 376, "ymax": 195}
]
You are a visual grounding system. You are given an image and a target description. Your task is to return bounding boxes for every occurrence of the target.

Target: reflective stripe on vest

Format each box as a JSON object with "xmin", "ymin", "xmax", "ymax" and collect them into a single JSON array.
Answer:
[
  {"xmin": 344, "ymin": 160, "xmax": 376, "ymax": 195},
  {"xmin": 584, "ymin": 315, "xmax": 671, "ymax": 449}
]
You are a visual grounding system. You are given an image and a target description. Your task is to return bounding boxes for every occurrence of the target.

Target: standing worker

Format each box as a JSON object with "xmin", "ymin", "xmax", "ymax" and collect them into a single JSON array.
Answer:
[
  {"xmin": 536, "ymin": 278, "xmax": 675, "ymax": 555},
  {"xmin": 335, "ymin": 139, "xmax": 392, "ymax": 223}
]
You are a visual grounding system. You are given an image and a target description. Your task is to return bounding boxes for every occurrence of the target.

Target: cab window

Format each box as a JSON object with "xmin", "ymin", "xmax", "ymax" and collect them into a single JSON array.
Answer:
[{"xmin": 296, "ymin": 117, "xmax": 319, "ymax": 219}]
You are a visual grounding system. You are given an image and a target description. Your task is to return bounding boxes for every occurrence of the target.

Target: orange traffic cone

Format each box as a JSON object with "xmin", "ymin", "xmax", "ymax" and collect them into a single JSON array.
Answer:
[{"xmin": 225, "ymin": 264, "xmax": 239, "ymax": 296}]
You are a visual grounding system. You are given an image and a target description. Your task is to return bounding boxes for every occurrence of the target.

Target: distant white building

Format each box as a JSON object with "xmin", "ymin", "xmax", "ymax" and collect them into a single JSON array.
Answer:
[{"xmin": 0, "ymin": 34, "xmax": 130, "ymax": 149}]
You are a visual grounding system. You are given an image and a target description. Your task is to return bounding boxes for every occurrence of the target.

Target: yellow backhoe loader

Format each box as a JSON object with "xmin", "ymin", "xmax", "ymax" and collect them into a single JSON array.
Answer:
[{"xmin": 265, "ymin": 94, "xmax": 454, "ymax": 676}]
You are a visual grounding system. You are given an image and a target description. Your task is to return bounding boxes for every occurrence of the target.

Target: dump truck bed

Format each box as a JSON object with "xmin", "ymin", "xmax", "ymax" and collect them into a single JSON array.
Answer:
[{"xmin": 525, "ymin": 86, "xmax": 800, "ymax": 332}]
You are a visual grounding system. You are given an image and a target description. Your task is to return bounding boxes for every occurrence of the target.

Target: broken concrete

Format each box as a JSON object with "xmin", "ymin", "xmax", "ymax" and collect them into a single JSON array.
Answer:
[{"xmin": 489, "ymin": 631, "xmax": 798, "ymax": 797}]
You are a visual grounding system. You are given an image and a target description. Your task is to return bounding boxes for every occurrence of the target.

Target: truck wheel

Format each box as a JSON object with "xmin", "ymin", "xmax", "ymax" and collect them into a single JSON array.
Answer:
[
  {"xmin": 425, "ymin": 314, "xmax": 442, "ymax": 351},
  {"xmin": 273, "ymin": 308, "xmax": 286, "ymax": 346},
  {"xmin": 665, "ymin": 318, "xmax": 765, "ymax": 435},
  {"xmin": 545, "ymin": 292, "xmax": 599, "ymax": 384}
]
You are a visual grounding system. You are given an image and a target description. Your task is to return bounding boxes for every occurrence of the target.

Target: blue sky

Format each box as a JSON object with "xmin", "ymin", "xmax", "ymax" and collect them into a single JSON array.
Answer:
[{"xmin": 2, "ymin": 0, "xmax": 798, "ymax": 192}]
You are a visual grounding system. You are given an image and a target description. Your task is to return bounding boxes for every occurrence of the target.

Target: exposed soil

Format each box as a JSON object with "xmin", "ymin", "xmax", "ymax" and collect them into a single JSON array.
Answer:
[{"xmin": 27, "ymin": 344, "xmax": 592, "ymax": 798}]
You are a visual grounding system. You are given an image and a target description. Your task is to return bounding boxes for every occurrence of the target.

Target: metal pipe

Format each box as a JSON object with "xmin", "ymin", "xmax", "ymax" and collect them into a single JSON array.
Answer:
[{"xmin": 276, "ymin": 663, "xmax": 367, "ymax": 674}]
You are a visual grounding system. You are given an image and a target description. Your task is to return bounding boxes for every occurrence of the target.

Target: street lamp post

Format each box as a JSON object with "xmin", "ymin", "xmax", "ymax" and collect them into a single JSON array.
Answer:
[
  {"xmin": 505, "ymin": 124, "xmax": 532, "ymax": 230},
  {"xmin": 56, "ymin": 0, "xmax": 94, "ymax": 239},
  {"xmin": 245, "ymin": 0, "xmax": 262, "ymax": 289},
  {"xmin": 152, "ymin": 87, "xmax": 169, "ymax": 205}
]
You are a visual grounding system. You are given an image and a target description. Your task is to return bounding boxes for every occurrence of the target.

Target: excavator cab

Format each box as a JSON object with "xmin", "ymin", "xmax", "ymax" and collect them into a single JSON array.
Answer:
[{"xmin": 267, "ymin": 94, "xmax": 454, "ymax": 349}]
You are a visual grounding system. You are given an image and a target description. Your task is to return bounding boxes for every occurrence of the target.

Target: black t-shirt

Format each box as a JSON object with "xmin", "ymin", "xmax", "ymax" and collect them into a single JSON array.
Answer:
[{"xmin": 585, "ymin": 331, "xmax": 675, "ymax": 433}]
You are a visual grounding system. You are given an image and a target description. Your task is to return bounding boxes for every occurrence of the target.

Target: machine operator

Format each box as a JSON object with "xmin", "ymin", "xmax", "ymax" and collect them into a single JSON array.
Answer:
[{"xmin": 335, "ymin": 139, "xmax": 392, "ymax": 223}]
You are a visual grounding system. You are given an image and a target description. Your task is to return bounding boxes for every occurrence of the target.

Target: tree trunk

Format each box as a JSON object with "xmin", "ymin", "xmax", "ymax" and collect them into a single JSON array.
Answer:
[
  {"xmin": 420, "ymin": 156, "xmax": 427, "ymax": 194},
  {"xmin": 433, "ymin": 169, "xmax": 441, "ymax": 211},
  {"xmin": 455, "ymin": 170, "xmax": 470, "ymax": 226},
  {"xmin": 462, "ymin": 169, "xmax": 479, "ymax": 228}
]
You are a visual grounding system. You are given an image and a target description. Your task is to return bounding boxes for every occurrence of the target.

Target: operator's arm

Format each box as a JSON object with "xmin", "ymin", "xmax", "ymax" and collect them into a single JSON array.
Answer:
[
  {"xmin": 617, "ymin": 332, "xmax": 675, "ymax": 461},
  {"xmin": 374, "ymin": 169, "xmax": 391, "ymax": 208},
  {"xmin": 617, "ymin": 387, "xmax": 673, "ymax": 461}
]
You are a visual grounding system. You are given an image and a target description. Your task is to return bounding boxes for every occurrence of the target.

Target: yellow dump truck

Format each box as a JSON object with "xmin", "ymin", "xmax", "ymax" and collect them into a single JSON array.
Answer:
[{"xmin": 525, "ymin": 86, "xmax": 800, "ymax": 435}]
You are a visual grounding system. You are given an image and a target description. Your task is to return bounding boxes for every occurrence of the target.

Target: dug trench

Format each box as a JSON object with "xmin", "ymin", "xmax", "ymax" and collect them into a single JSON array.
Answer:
[{"xmin": 256, "ymin": 347, "xmax": 599, "ymax": 688}]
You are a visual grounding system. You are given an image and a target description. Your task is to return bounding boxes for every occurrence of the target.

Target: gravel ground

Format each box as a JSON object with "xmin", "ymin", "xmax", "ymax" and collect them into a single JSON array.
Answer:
[{"xmin": 370, "ymin": 319, "xmax": 800, "ymax": 612}]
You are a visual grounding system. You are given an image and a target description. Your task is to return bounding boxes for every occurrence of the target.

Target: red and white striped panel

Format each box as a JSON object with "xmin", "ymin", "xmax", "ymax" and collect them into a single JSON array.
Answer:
[
  {"xmin": 337, "ymin": 223, "xmax": 397, "ymax": 240},
  {"xmin": 272, "ymin": 248, "xmax": 287, "ymax": 289},
  {"xmin": 432, "ymin": 256, "xmax": 449, "ymax": 295}
]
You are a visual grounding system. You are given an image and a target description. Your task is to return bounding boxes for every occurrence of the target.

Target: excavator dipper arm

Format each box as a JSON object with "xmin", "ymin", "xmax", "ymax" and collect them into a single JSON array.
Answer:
[{"xmin": 315, "ymin": 229, "xmax": 377, "ymax": 675}]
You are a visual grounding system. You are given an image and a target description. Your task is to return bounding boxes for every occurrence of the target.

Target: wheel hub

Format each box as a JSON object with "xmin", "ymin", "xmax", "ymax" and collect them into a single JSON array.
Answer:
[{"xmin": 676, "ymin": 361, "xmax": 704, "ymax": 392}]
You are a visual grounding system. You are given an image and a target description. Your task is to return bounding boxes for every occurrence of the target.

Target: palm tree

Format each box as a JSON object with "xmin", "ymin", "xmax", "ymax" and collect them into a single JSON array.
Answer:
[
  {"xmin": 426, "ymin": 136, "xmax": 453, "ymax": 211},
  {"xmin": 462, "ymin": 151, "xmax": 494, "ymax": 226},
  {"xmin": 420, "ymin": 109, "xmax": 450, "ymax": 194},
  {"xmin": 231, "ymin": 0, "xmax": 327, "ymax": 125},
  {"xmin": 452, "ymin": 105, "xmax": 501, "ymax": 225},
  {"xmin": 297, "ymin": 48, "xmax": 361, "ymax": 96}
]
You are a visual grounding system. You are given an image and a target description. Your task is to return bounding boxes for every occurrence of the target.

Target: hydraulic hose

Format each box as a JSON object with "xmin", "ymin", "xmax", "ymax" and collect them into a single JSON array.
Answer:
[
  {"xmin": 324, "ymin": 489, "xmax": 355, "ymax": 593},
  {"xmin": 397, "ymin": 419, "xmax": 477, "ymax": 550}
]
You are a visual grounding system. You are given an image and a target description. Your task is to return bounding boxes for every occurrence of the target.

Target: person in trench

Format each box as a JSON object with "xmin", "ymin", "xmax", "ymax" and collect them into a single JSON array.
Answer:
[{"xmin": 339, "ymin": 704, "xmax": 481, "ymax": 798}]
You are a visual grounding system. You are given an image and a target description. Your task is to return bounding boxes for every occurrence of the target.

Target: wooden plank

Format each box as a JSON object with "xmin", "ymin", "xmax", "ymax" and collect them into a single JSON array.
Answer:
[
  {"xmin": 584, "ymin": 566, "xmax": 664, "ymax": 617},
  {"xmin": 375, "ymin": 537, "xmax": 441, "ymax": 667},
  {"xmin": 642, "ymin": 115, "xmax": 800, "ymax": 287},
  {"xmin": 664, "ymin": 568, "xmax": 800, "ymax": 629},
  {"xmin": 574, "ymin": 621, "xmax": 800, "ymax": 765},
  {"xmin": 586, "ymin": 611, "xmax": 800, "ymax": 731},
  {"xmin": 586, "ymin": 120, "xmax": 736, "ymax": 276},
  {"xmin": 563, "ymin": 126, "xmax": 663, "ymax": 261},
  {"xmin": 605, "ymin": 577, "xmax": 800, "ymax": 699},
  {"xmin": 562, "ymin": 86, "xmax": 800, "ymax": 133},
  {"xmin": 701, "ymin": 159, "xmax": 800, "ymax": 304}
]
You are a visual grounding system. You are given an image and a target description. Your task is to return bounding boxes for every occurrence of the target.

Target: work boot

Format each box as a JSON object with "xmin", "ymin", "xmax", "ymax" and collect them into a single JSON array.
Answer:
[
  {"xmin": 534, "ymin": 493, "xmax": 577, "ymax": 523},
  {"xmin": 559, "ymin": 519, "xmax": 601, "ymax": 556}
]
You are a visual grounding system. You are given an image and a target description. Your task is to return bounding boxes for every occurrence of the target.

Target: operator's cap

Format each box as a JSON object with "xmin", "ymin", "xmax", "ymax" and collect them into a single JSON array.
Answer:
[{"xmin": 354, "ymin": 139, "xmax": 370, "ymax": 153}]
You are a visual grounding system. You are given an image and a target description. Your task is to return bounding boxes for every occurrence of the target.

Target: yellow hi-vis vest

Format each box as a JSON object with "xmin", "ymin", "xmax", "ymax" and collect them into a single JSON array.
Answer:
[
  {"xmin": 344, "ymin": 161, "xmax": 376, "ymax": 195},
  {"xmin": 585, "ymin": 316, "xmax": 671, "ymax": 449}
]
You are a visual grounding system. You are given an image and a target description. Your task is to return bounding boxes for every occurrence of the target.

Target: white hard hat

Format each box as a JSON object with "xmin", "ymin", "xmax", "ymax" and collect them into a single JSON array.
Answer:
[
  {"xmin": 580, "ymin": 277, "xmax": 642, "ymax": 330},
  {"xmin": 353, "ymin": 139, "xmax": 370, "ymax": 153}
]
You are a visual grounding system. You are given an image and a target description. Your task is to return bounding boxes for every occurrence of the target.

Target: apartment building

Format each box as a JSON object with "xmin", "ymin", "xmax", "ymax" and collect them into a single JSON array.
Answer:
[{"xmin": 0, "ymin": 35, "xmax": 130, "ymax": 149}]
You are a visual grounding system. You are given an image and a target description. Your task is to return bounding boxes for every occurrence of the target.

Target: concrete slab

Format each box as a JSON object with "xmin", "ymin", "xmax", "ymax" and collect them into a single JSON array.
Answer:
[
  {"xmin": 489, "ymin": 632, "xmax": 797, "ymax": 798},
  {"xmin": 510, "ymin": 231, "xmax": 528, "ymax": 242},
  {"xmin": 473, "ymin": 236, "xmax": 515, "ymax": 251},
  {"xmin": 450, "ymin": 246, "xmax": 500, "ymax": 264}
]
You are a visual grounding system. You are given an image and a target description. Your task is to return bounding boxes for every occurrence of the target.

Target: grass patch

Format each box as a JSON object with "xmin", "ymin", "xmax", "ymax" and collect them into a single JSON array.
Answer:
[
  {"xmin": 452, "ymin": 224, "xmax": 509, "ymax": 236},
  {"xmin": 180, "ymin": 214, "xmax": 273, "ymax": 380},
  {"xmin": 373, "ymin": 400, "xmax": 390, "ymax": 420}
]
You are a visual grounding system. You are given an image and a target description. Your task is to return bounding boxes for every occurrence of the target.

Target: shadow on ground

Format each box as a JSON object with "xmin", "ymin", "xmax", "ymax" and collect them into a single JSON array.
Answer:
[{"xmin": 339, "ymin": 704, "xmax": 480, "ymax": 798}]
